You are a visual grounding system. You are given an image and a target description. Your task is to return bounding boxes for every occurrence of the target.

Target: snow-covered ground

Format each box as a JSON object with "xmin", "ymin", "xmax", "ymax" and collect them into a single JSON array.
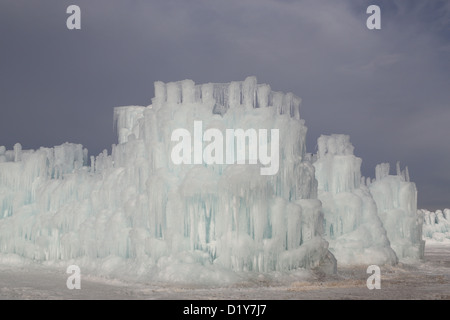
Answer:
[{"xmin": 0, "ymin": 242, "xmax": 448, "ymax": 300}]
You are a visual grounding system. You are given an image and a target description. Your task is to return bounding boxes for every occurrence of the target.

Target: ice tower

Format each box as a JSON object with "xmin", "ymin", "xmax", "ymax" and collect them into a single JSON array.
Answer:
[
  {"xmin": 369, "ymin": 163, "xmax": 425, "ymax": 260},
  {"xmin": 313, "ymin": 135, "xmax": 398, "ymax": 265}
]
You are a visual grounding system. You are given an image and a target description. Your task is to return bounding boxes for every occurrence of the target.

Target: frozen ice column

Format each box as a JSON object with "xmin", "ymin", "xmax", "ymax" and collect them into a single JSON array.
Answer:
[
  {"xmin": 369, "ymin": 163, "xmax": 425, "ymax": 260},
  {"xmin": 313, "ymin": 135, "xmax": 398, "ymax": 265},
  {"xmin": 149, "ymin": 76, "xmax": 301, "ymax": 115}
]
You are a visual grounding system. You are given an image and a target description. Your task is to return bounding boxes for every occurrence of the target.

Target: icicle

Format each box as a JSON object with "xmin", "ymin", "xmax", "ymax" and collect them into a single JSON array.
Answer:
[
  {"xmin": 181, "ymin": 79, "xmax": 195, "ymax": 104},
  {"xmin": 228, "ymin": 82, "xmax": 241, "ymax": 108},
  {"xmin": 166, "ymin": 81, "xmax": 181, "ymax": 104},
  {"xmin": 242, "ymin": 76, "xmax": 257, "ymax": 109},
  {"xmin": 256, "ymin": 84, "xmax": 270, "ymax": 108},
  {"xmin": 14, "ymin": 143, "xmax": 22, "ymax": 162}
]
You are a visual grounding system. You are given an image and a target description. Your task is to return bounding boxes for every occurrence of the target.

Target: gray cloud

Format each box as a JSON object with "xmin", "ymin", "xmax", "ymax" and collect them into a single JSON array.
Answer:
[{"xmin": 0, "ymin": 0, "xmax": 449, "ymax": 210}]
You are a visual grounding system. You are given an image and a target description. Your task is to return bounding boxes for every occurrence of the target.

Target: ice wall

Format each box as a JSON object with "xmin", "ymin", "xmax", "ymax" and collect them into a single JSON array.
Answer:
[
  {"xmin": 420, "ymin": 209, "xmax": 450, "ymax": 242},
  {"xmin": 369, "ymin": 163, "xmax": 425, "ymax": 260},
  {"xmin": 0, "ymin": 77, "xmax": 331, "ymax": 282},
  {"xmin": 0, "ymin": 143, "xmax": 87, "ymax": 218},
  {"xmin": 313, "ymin": 135, "xmax": 398, "ymax": 265}
]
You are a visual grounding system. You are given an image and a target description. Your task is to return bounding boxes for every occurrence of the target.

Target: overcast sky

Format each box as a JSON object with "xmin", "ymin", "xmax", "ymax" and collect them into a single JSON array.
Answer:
[{"xmin": 1, "ymin": 0, "xmax": 449, "ymax": 210}]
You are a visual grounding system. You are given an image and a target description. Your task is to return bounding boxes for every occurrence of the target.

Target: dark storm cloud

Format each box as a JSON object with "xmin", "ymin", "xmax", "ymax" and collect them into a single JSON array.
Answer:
[{"xmin": 0, "ymin": 0, "xmax": 449, "ymax": 209}]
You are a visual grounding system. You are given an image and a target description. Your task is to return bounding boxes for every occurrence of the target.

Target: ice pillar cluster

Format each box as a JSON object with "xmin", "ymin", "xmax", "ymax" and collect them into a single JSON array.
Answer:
[
  {"xmin": 369, "ymin": 163, "xmax": 425, "ymax": 260},
  {"xmin": 313, "ymin": 134, "xmax": 424, "ymax": 264},
  {"xmin": 420, "ymin": 209, "xmax": 450, "ymax": 242},
  {"xmin": 313, "ymin": 135, "xmax": 398, "ymax": 265}
]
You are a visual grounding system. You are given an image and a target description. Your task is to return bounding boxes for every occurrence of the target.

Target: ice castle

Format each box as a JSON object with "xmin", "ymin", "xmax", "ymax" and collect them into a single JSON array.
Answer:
[{"xmin": 0, "ymin": 77, "xmax": 424, "ymax": 282}]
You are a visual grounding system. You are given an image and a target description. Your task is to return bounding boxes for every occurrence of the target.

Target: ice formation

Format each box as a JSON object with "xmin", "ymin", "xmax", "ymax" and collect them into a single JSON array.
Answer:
[
  {"xmin": 0, "ymin": 76, "xmax": 427, "ymax": 282},
  {"xmin": 313, "ymin": 135, "xmax": 398, "ymax": 265},
  {"xmin": 0, "ymin": 77, "xmax": 332, "ymax": 282},
  {"xmin": 313, "ymin": 135, "xmax": 424, "ymax": 263},
  {"xmin": 368, "ymin": 163, "xmax": 425, "ymax": 260},
  {"xmin": 420, "ymin": 209, "xmax": 450, "ymax": 242}
]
